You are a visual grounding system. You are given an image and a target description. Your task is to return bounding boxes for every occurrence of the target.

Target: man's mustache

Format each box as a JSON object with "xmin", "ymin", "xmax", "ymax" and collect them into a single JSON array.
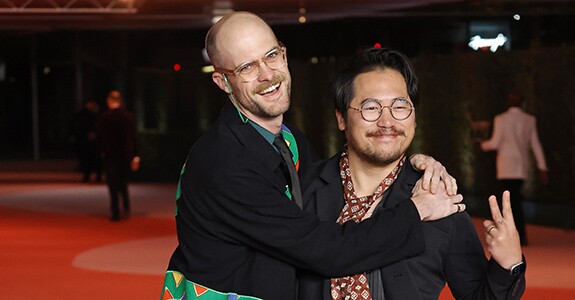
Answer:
[
  {"xmin": 254, "ymin": 74, "xmax": 286, "ymax": 94},
  {"xmin": 366, "ymin": 128, "xmax": 405, "ymax": 137}
]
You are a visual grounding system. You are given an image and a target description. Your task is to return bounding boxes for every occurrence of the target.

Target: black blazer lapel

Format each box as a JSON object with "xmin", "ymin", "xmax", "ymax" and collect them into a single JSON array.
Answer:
[
  {"xmin": 220, "ymin": 103, "xmax": 307, "ymax": 209},
  {"xmin": 220, "ymin": 103, "xmax": 291, "ymax": 200},
  {"xmin": 315, "ymin": 182, "xmax": 344, "ymax": 221},
  {"xmin": 377, "ymin": 160, "xmax": 424, "ymax": 299},
  {"xmin": 379, "ymin": 160, "xmax": 420, "ymax": 209},
  {"xmin": 302, "ymin": 155, "xmax": 344, "ymax": 220}
]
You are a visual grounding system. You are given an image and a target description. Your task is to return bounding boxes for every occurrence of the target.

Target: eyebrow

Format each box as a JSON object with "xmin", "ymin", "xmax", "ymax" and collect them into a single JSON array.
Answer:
[
  {"xmin": 394, "ymin": 97, "xmax": 410, "ymax": 102},
  {"xmin": 359, "ymin": 98, "xmax": 379, "ymax": 105},
  {"xmin": 359, "ymin": 97, "xmax": 411, "ymax": 105},
  {"xmin": 237, "ymin": 45, "xmax": 281, "ymax": 67}
]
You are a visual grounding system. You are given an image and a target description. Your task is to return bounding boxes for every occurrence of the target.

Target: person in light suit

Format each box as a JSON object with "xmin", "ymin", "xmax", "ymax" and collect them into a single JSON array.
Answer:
[
  {"xmin": 481, "ymin": 91, "xmax": 548, "ymax": 245},
  {"xmin": 299, "ymin": 48, "xmax": 525, "ymax": 300}
]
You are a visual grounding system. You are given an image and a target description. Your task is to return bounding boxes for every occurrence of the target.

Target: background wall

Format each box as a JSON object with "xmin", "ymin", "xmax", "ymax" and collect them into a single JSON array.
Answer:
[{"xmin": 1, "ymin": 16, "xmax": 573, "ymax": 226}]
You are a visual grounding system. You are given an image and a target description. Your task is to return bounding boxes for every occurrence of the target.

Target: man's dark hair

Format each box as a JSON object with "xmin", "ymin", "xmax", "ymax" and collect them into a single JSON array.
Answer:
[
  {"xmin": 334, "ymin": 48, "xmax": 419, "ymax": 119},
  {"xmin": 506, "ymin": 91, "xmax": 523, "ymax": 108}
]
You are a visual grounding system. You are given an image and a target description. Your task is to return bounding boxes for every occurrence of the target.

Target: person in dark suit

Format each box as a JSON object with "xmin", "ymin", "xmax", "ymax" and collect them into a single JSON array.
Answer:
[
  {"xmin": 72, "ymin": 99, "xmax": 102, "ymax": 182},
  {"xmin": 161, "ymin": 12, "xmax": 465, "ymax": 300},
  {"xmin": 99, "ymin": 90, "xmax": 140, "ymax": 221},
  {"xmin": 299, "ymin": 48, "xmax": 525, "ymax": 299}
]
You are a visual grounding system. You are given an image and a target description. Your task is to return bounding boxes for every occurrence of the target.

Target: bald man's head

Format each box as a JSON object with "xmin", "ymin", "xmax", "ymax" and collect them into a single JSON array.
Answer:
[{"xmin": 205, "ymin": 12, "xmax": 277, "ymax": 68}]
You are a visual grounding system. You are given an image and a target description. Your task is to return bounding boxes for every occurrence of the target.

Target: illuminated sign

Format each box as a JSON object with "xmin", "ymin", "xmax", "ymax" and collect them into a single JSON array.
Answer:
[{"xmin": 468, "ymin": 33, "xmax": 508, "ymax": 52}]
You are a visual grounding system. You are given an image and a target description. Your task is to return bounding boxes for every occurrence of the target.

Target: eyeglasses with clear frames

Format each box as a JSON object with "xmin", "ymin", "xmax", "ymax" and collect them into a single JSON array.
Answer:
[
  {"xmin": 348, "ymin": 97, "xmax": 414, "ymax": 122},
  {"xmin": 214, "ymin": 44, "xmax": 287, "ymax": 83}
]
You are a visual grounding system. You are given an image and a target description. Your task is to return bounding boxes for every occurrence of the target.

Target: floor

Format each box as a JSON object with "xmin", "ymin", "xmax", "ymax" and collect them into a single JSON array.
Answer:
[{"xmin": 1, "ymin": 171, "xmax": 574, "ymax": 299}]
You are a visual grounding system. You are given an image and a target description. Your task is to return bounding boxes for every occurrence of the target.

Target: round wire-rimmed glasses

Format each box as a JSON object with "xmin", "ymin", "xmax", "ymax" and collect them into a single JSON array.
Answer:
[
  {"xmin": 348, "ymin": 97, "xmax": 414, "ymax": 121},
  {"xmin": 214, "ymin": 44, "xmax": 287, "ymax": 82}
]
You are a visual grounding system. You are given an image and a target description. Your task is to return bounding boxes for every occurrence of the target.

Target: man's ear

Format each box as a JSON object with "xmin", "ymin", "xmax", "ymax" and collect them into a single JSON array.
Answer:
[
  {"xmin": 335, "ymin": 110, "xmax": 346, "ymax": 131},
  {"xmin": 212, "ymin": 72, "xmax": 231, "ymax": 94}
]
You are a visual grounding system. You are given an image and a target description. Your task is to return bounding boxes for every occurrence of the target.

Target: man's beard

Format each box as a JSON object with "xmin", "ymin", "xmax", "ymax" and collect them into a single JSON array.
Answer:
[
  {"xmin": 350, "ymin": 128, "xmax": 407, "ymax": 166},
  {"xmin": 244, "ymin": 74, "xmax": 290, "ymax": 118}
]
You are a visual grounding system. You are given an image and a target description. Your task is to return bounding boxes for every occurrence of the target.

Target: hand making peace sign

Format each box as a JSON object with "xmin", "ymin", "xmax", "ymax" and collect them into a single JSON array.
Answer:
[{"xmin": 483, "ymin": 191, "xmax": 523, "ymax": 270}]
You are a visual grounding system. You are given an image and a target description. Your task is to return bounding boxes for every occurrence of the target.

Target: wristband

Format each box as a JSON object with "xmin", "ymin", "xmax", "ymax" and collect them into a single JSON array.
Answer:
[{"xmin": 509, "ymin": 261, "xmax": 525, "ymax": 275}]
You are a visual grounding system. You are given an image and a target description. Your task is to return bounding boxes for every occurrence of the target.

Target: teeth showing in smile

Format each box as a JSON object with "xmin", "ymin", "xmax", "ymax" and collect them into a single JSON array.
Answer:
[{"xmin": 259, "ymin": 83, "xmax": 280, "ymax": 94}]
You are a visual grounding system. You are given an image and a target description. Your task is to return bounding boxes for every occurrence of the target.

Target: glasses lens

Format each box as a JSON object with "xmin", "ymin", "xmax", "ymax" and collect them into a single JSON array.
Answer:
[
  {"xmin": 391, "ymin": 98, "xmax": 412, "ymax": 120},
  {"xmin": 360, "ymin": 101, "xmax": 382, "ymax": 121},
  {"xmin": 236, "ymin": 47, "xmax": 286, "ymax": 82},
  {"xmin": 264, "ymin": 48, "xmax": 286, "ymax": 70},
  {"xmin": 236, "ymin": 62, "xmax": 259, "ymax": 82}
]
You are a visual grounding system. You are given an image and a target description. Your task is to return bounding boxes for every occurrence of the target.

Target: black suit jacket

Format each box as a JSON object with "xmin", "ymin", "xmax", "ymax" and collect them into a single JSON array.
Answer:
[
  {"xmin": 165, "ymin": 102, "xmax": 427, "ymax": 300},
  {"xmin": 99, "ymin": 107, "xmax": 138, "ymax": 164},
  {"xmin": 299, "ymin": 154, "xmax": 526, "ymax": 300}
]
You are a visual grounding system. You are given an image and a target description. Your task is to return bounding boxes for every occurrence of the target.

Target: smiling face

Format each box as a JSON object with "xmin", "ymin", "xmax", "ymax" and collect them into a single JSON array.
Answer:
[
  {"xmin": 210, "ymin": 13, "xmax": 291, "ymax": 125},
  {"xmin": 337, "ymin": 68, "xmax": 416, "ymax": 167}
]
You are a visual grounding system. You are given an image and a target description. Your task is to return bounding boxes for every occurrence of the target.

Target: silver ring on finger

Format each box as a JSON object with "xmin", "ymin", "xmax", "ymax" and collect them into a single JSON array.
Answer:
[{"xmin": 487, "ymin": 225, "xmax": 497, "ymax": 234}]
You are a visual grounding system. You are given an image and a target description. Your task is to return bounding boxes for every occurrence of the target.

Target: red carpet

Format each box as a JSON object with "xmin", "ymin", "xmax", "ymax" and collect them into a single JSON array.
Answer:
[
  {"xmin": 1, "ymin": 176, "xmax": 574, "ymax": 299},
  {"xmin": 1, "ymin": 206, "xmax": 173, "ymax": 298}
]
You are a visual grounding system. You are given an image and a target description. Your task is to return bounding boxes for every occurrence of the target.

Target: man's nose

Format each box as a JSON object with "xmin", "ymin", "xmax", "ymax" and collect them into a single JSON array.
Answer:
[
  {"xmin": 376, "ymin": 107, "xmax": 395, "ymax": 127},
  {"xmin": 256, "ymin": 61, "xmax": 274, "ymax": 81}
]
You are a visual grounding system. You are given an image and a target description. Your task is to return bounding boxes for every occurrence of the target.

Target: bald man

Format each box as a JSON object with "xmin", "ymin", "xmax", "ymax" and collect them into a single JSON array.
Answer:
[{"xmin": 161, "ymin": 12, "xmax": 463, "ymax": 300}]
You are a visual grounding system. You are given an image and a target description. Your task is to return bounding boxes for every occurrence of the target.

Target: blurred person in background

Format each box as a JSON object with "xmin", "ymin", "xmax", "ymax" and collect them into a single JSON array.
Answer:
[
  {"xmin": 72, "ymin": 99, "xmax": 102, "ymax": 182},
  {"xmin": 481, "ymin": 91, "xmax": 548, "ymax": 246},
  {"xmin": 99, "ymin": 90, "xmax": 140, "ymax": 221}
]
